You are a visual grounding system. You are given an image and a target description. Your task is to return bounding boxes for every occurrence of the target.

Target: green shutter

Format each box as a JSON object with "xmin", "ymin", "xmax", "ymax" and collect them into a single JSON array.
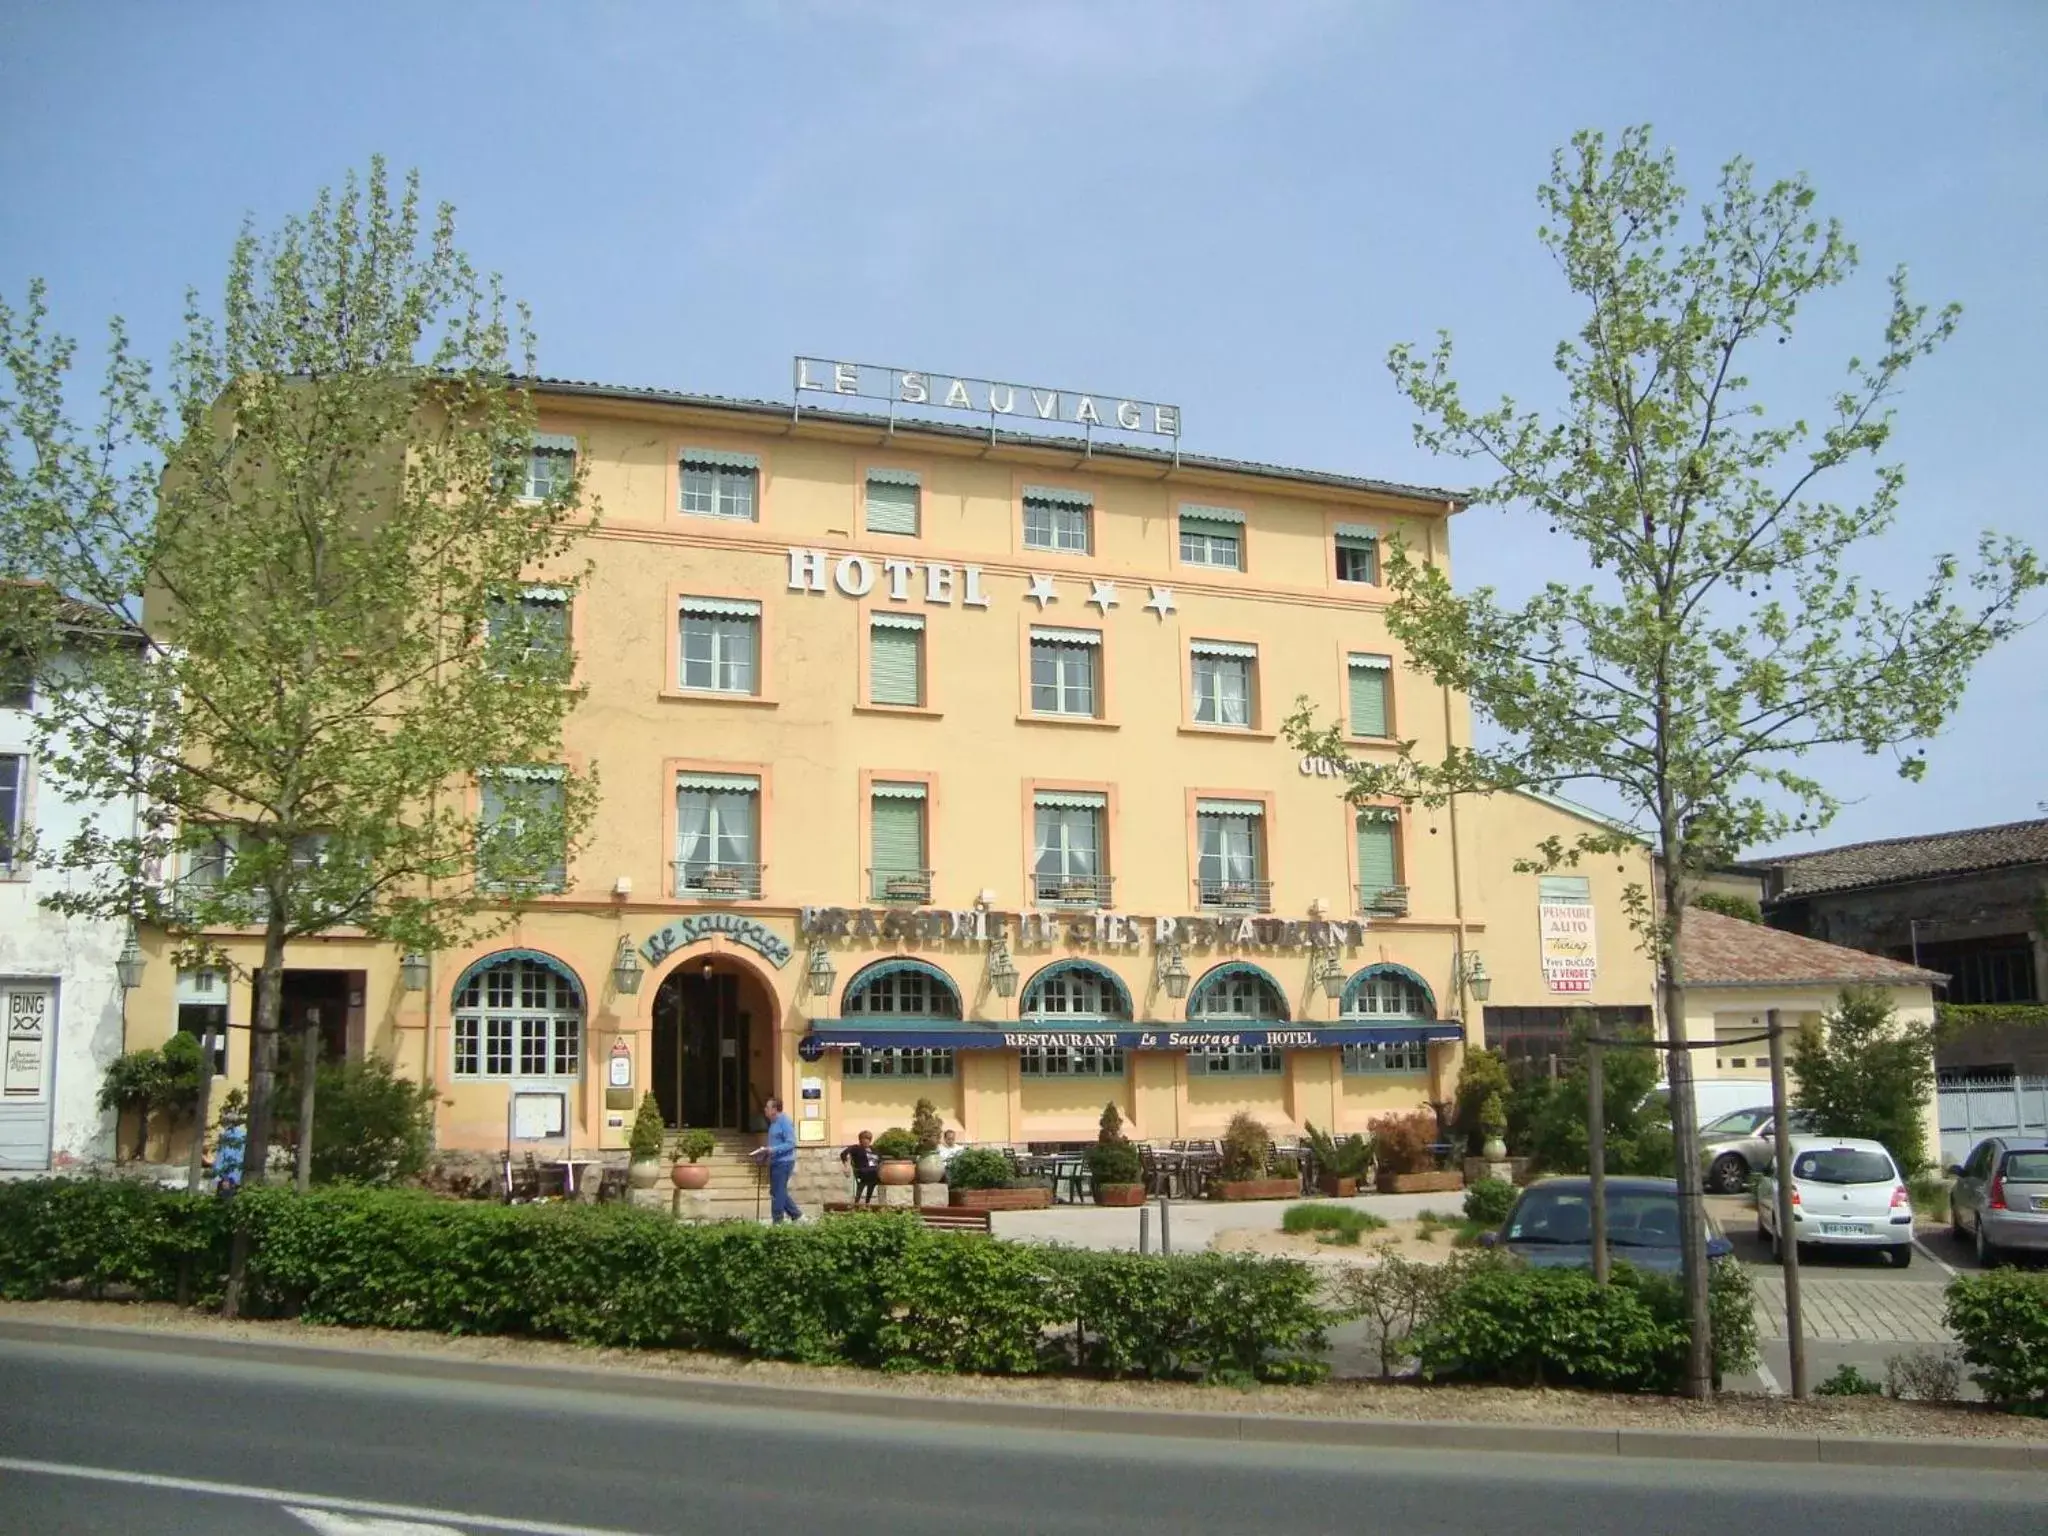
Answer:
[
  {"xmin": 870, "ymin": 625, "xmax": 921, "ymax": 705},
  {"xmin": 865, "ymin": 479, "xmax": 919, "ymax": 535},
  {"xmin": 871, "ymin": 797, "xmax": 924, "ymax": 872},
  {"xmin": 1357, "ymin": 817, "xmax": 1398, "ymax": 890},
  {"xmin": 1349, "ymin": 663, "xmax": 1390, "ymax": 737}
]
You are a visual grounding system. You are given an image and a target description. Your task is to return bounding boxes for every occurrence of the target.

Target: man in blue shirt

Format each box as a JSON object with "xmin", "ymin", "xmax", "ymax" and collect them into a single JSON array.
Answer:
[{"xmin": 764, "ymin": 1096, "xmax": 802, "ymax": 1224}]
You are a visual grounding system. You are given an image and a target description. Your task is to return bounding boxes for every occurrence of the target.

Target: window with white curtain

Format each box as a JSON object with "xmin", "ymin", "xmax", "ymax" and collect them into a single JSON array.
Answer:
[
  {"xmin": 453, "ymin": 958, "xmax": 583, "ymax": 1079},
  {"xmin": 1030, "ymin": 628, "xmax": 1099, "ymax": 716},
  {"xmin": 1190, "ymin": 639, "xmax": 1255, "ymax": 727},
  {"xmin": 1196, "ymin": 801, "xmax": 1263, "ymax": 896},
  {"xmin": 1022, "ymin": 488, "xmax": 1091, "ymax": 552},
  {"xmin": 1033, "ymin": 795, "xmax": 1103, "ymax": 889},
  {"xmin": 675, "ymin": 773, "xmax": 760, "ymax": 896},
  {"xmin": 679, "ymin": 598, "xmax": 760, "ymax": 694},
  {"xmin": 521, "ymin": 434, "xmax": 577, "ymax": 501},
  {"xmin": 1020, "ymin": 964, "xmax": 1128, "ymax": 1019},
  {"xmin": 1178, "ymin": 506, "xmax": 1243, "ymax": 569},
  {"xmin": 679, "ymin": 450, "xmax": 759, "ymax": 521}
]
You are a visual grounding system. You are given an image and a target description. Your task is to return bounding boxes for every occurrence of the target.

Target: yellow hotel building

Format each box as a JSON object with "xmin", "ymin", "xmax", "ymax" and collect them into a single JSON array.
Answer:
[{"xmin": 128, "ymin": 365, "xmax": 1659, "ymax": 1182}]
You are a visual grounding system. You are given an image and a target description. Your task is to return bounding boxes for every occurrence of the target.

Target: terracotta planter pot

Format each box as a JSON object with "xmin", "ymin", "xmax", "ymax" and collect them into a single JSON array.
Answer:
[
  {"xmin": 671, "ymin": 1161, "xmax": 711, "ymax": 1190},
  {"xmin": 954, "ymin": 1186, "xmax": 1052, "ymax": 1211},
  {"xmin": 1213, "ymin": 1177, "xmax": 1300, "ymax": 1201},
  {"xmin": 878, "ymin": 1159, "xmax": 917, "ymax": 1186},
  {"xmin": 1095, "ymin": 1183, "xmax": 1147, "ymax": 1208},
  {"xmin": 1380, "ymin": 1170, "xmax": 1464, "ymax": 1194},
  {"xmin": 628, "ymin": 1158, "xmax": 662, "ymax": 1191},
  {"xmin": 1316, "ymin": 1175, "xmax": 1359, "ymax": 1198}
]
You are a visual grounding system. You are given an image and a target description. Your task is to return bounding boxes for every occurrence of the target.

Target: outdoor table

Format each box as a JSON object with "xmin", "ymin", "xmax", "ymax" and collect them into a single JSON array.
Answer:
[{"xmin": 557, "ymin": 1157, "xmax": 599, "ymax": 1197}]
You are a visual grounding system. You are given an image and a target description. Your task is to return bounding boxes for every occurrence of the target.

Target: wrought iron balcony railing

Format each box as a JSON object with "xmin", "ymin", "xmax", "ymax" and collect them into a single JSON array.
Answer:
[
  {"xmin": 1196, "ymin": 877, "xmax": 1273, "ymax": 913},
  {"xmin": 1033, "ymin": 871, "xmax": 1115, "ymax": 908},
  {"xmin": 870, "ymin": 867, "xmax": 934, "ymax": 903},
  {"xmin": 1357, "ymin": 883, "xmax": 1411, "ymax": 917},
  {"xmin": 674, "ymin": 860, "xmax": 764, "ymax": 900}
]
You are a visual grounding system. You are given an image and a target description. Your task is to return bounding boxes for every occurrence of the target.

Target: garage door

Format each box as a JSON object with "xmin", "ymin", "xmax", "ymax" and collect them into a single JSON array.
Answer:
[{"xmin": 0, "ymin": 981, "xmax": 56, "ymax": 1169}]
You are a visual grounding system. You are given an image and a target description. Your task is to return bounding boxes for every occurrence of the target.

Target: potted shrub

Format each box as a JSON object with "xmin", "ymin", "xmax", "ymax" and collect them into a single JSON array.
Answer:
[
  {"xmin": 1370, "ymin": 1108, "xmax": 1462, "ymax": 1193},
  {"xmin": 1303, "ymin": 1120, "xmax": 1373, "ymax": 1197},
  {"xmin": 1480, "ymin": 1091, "xmax": 1509, "ymax": 1161},
  {"xmin": 627, "ymin": 1093, "xmax": 665, "ymax": 1189},
  {"xmin": 1212, "ymin": 1111, "xmax": 1296, "ymax": 1200},
  {"xmin": 911, "ymin": 1098, "xmax": 946, "ymax": 1184},
  {"xmin": 872, "ymin": 1127, "xmax": 919, "ymax": 1185},
  {"xmin": 1090, "ymin": 1101, "xmax": 1146, "ymax": 1206},
  {"xmin": 670, "ymin": 1127, "xmax": 716, "ymax": 1189},
  {"xmin": 948, "ymin": 1146, "xmax": 1051, "ymax": 1210}
]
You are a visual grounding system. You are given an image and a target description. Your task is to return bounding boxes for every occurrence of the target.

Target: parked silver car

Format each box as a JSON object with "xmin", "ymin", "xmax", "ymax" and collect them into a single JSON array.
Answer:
[
  {"xmin": 1700, "ymin": 1105, "xmax": 1822, "ymax": 1195},
  {"xmin": 1755, "ymin": 1135, "xmax": 1915, "ymax": 1267},
  {"xmin": 1948, "ymin": 1137, "xmax": 2048, "ymax": 1265}
]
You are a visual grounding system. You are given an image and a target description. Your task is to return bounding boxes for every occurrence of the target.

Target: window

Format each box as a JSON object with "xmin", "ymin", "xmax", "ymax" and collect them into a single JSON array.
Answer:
[
  {"xmin": 1189, "ymin": 640, "xmax": 1255, "ymax": 727},
  {"xmin": 1343, "ymin": 967, "xmax": 1433, "ymax": 1017},
  {"xmin": 1022, "ymin": 487, "xmax": 1091, "ymax": 553},
  {"xmin": 679, "ymin": 449, "xmax": 759, "ymax": 521},
  {"xmin": 869, "ymin": 782, "xmax": 928, "ymax": 902},
  {"xmin": 841, "ymin": 1046, "xmax": 955, "ymax": 1078},
  {"xmin": 1347, "ymin": 653, "xmax": 1391, "ymax": 737},
  {"xmin": 1020, "ymin": 1042, "xmax": 1126, "ymax": 1076},
  {"xmin": 1178, "ymin": 506, "xmax": 1243, "ymax": 570},
  {"xmin": 1342, "ymin": 1041, "xmax": 1429, "ymax": 1074},
  {"xmin": 868, "ymin": 614, "xmax": 924, "ymax": 707},
  {"xmin": 479, "ymin": 770, "xmax": 568, "ymax": 892},
  {"xmin": 865, "ymin": 470, "xmax": 920, "ymax": 536},
  {"xmin": 1029, "ymin": 627, "xmax": 1100, "ymax": 717},
  {"xmin": 487, "ymin": 587, "xmax": 571, "ymax": 675},
  {"xmin": 522, "ymin": 433, "xmax": 577, "ymax": 501},
  {"xmin": 843, "ymin": 964, "xmax": 962, "ymax": 1018},
  {"xmin": 0, "ymin": 650, "xmax": 31, "ymax": 711},
  {"xmin": 1033, "ymin": 792, "xmax": 1107, "ymax": 905},
  {"xmin": 452, "ymin": 957, "xmax": 583, "ymax": 1079},
  {"xmin": 1193, "ymin": 1044, "xmax": 1283, "ymax": 1075},
  {"xmin": 1355, "ymin": 809, "xmax": 1404, "ymax": 914},
  {"xmin": 675, "ymin": 772, "xmax": 760, "ymax": 898},
  {"xmin": 679, "ymin": 598, "xmax": 760, "ymax": 694},
  {"xmin": 1021, "ymin": 963, "xmax": 1129, "ymax": 1020},
  {"xmin": 1187, "ymin": 967, "xmax": 1287, "ymax": 1021},
  {"xmin": 1334, "ymin": 526, "xmax": 1379, "ymax": 584},
  {"xmin": 0, "ymin": 753, "xmax": 23, "ymax": 868},
  {"xmin": 1195, "ymin": 800, "xmax": 1266, "ymax": 908},
  {"xmin": 178, "ymin": 992, "xmax": 229, "ymax": 1076},
  {"xmin": 1539, "ymin": 874, "xmax": 1592, "ymax": 904}
]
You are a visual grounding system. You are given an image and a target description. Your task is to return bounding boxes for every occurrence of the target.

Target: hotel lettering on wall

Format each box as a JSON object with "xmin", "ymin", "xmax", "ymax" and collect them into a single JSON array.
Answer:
[{"xmin": 799, "ymin": 906, "xmax": 1366, "ymax": 950}]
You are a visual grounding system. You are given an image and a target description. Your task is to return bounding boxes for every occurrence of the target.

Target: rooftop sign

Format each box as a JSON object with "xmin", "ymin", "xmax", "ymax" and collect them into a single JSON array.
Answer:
[{"xmin": 794, "ymin": 357, "xmax": 1181, "ymax": 442}]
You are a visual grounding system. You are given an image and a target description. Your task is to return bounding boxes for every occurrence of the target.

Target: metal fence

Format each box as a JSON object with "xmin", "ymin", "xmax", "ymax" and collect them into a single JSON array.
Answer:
[{"xmin": 1937, "ymin": 1068, "xmax": 2048, "ymax": 1165}]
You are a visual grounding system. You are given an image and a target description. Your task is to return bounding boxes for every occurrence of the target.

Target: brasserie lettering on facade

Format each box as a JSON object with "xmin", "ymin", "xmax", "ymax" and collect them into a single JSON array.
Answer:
[{"xmin": 120, "ymin": 356, "xmax": 1662, "ymax": 1189}]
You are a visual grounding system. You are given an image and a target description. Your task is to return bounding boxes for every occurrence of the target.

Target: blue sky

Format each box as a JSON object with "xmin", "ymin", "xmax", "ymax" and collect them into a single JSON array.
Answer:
[{"xmin": 2, "ymin": 0, "xmax": 2041, "ymax": 854}]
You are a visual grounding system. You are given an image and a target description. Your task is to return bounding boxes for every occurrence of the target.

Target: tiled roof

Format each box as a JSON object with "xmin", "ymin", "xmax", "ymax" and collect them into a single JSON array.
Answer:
[
  {"xmin": 529, "ymin": 377, "xmax": 1468, "ymax": 506},
  {"xmin": 1760, "ymin": 818, "xmax": 2048, "ymax": 898},
  {"xmin": 1680, "ymin": 907, "xmax": 1945, "ymax": 989}
]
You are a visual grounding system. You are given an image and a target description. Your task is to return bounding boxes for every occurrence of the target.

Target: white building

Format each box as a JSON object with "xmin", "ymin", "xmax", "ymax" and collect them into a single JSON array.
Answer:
[{"xmin": 0, "ymin": 641, "xmax": 136, "ymax": 1169}]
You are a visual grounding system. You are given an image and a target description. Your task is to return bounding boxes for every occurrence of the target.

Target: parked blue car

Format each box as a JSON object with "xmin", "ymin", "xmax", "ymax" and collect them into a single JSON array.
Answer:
[{"xmin": 1483, "ymin": 1176, "xmax": 1733, "ymax": 1275}]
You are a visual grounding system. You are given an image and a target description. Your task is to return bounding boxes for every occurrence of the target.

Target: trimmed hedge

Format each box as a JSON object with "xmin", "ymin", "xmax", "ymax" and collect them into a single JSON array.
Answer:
[
  {"xmin": 1944, "ymin": 1270, "xmax": 2048, "ymax": 1415},
  {"xmin": 0, "ymin": 1180, "xmax": 1327, "ymax": 1382},
  {"xmin": 1413, "ymin": 1255, "xmax": 1758, "ymax": 1393}
]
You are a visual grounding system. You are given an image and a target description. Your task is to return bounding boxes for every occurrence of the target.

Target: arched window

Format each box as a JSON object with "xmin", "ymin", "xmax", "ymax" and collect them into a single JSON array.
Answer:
[
  {"xmin": 452, "ymin": 953, "xmax": 583, "ymax": 1079},
  {"xmin": 841, "ymin": 959, "xmax": 962, "ymax": 1019},
  {"xmin": 1185, "ymin": 962, "xmax": 1288, "ymax": 1021},
  {"xmin": 1340, "ymin": 964, "xmax": 1436, "ymax": 1019},
  {"xmin": 1020, "ymin": 961, "xmax": 1132, "ymax": 1021}
]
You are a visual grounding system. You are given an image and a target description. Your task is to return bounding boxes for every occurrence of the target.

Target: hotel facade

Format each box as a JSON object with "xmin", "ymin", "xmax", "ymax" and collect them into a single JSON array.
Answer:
[{"xmin": 125, "ymin": 369, "xmax": 1661, "ymax": 1175}]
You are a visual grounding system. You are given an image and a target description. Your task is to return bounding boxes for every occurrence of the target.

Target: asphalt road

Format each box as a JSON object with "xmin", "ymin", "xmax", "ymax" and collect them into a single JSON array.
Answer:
[{"xmin": 1, "ymin": 1329, "xmax": 2042, "ymax": 1536}]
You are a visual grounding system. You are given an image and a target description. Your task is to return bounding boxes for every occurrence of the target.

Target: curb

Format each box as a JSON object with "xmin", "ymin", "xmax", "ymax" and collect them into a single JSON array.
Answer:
[{"xmin": 2, "ymin": 1315, "xmax": 2042, "ymax": 1474}]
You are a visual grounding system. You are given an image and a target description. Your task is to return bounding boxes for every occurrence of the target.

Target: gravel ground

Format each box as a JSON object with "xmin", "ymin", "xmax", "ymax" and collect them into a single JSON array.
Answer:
[{"xmin": 5, "ymin": 1298, "xmax": 2041, "ymax": 1444}]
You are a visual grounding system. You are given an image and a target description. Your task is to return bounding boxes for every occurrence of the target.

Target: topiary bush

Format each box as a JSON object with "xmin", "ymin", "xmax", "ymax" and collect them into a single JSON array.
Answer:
[
  {"xmin": 946, "ymin": 1147, "xmax": 1014, "ymax": 1192},
  {"xmin": 1944, "ymin": 1269, "xmax": 2048, "ymax": 1415},
  {"xmin": 1462, "ymin": 1177, "xmax": 1517, "ymax": 1226},
  {"xmin": 1219, "ymin": 1111, "xmax": 1271, "ymax": 1181},
  {"xmin": 910, "ymin": 1098, "xmax": 944, "ymax": 1157},
  {"xmin": 1087, "ymin": 1138, "xmax": 1141, "ymax": 1187},
  {"xmin": 677, "ymin": 1128, "xmax": 716, "ymax": 1162},
  {"xmin": 628, "ymin": 1094, "xmax": 665, "ymax": 1161},
  {"xmin": 871, "ymin": 1128, "xmax": 917, "ymax": 1161}
]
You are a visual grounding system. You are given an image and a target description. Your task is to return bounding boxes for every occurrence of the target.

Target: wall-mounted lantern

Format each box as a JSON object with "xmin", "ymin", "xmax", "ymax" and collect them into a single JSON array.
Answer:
[
  {"xmin": 115, "ymin": 927, "xmax": 146, "ymax": 991},
  {"xmin": 987, "ymin": 936, "xmax": 1018, "ymax": 999},
  {"xmin": 611, "ymin": 936, "xmax": 645, "ymax": 996},
  {"xmin": 1157, "ymin": 942, "xmax": 1190, "ymax": 1000},
  {"xmin": 805, "ymin": 941, "xmax": 837, "ymax": 999},
  {"xmin": 399, "ymin": 951, "xmax": 430, "ymax": 993}
]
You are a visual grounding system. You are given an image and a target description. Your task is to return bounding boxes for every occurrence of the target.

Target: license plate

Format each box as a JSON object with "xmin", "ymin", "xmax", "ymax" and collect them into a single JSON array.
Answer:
[
  {"xmin": 2032, "ymin": 1196, "xmax": 2047, "ymax": 1213},
  {"xmin": 1821, "ymin": 1222, "xmax": 1869, "ymax": 1236}
]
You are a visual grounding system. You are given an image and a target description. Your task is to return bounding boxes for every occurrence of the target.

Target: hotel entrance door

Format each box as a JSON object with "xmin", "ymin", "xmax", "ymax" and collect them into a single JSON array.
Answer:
[{"xmin": 651, "ymin": 968, "xmax": 752, "ymax": 1131}]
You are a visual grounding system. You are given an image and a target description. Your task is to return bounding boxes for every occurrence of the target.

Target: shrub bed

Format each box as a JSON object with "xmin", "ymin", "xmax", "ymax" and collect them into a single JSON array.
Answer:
[
  {"xmin": 0, "ymin": 1180, "xmax": 1327, "ymax": 1383},
  {"xmin": 1944, "ymin": 1269, "xmax": 2048, "ymax": 1415}
]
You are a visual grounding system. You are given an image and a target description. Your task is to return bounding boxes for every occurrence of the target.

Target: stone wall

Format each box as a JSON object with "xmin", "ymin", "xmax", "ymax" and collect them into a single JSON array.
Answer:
[{"xmin": 1773, "ymin": 865, "xmax": 2046, "ymax": 1003}]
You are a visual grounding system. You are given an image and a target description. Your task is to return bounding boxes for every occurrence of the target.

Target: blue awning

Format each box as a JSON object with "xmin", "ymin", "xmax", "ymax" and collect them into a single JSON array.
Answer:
[{"xmin": 802, "ymin": 1021, "xmax": 1464, "ymax": 1051}]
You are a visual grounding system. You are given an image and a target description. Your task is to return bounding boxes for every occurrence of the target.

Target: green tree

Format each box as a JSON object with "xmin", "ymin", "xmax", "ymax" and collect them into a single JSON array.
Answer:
[
  {"xmin": 1517, "ymin": 1023, "xmax": 1672, "ymax": 1177},
  {"xmin": 1793, "ymin": 988, "xmax": 1936, "ymax": 1176},
  {"xmin": 1286, "ymin": 127, "xmax": 2041, "ymax": 1394},
  {"xmin": 1691, "ymin": 892, "xmax": 1763, "ymax": 924},
  {"xmin": 0, "ymin": 162, "xmax": 595, "ymax": 1259},
  {"xmin": 1452, "ymin": 1045, "xmax": 1512, "ymax": 1155},
  {"xmin": 271, "ymin": 1052, "xmax": 441, "ymax": 1186}
]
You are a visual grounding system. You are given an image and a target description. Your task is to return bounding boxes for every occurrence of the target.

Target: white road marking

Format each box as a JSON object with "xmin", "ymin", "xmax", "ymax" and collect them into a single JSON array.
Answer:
[
  {"xmin": 0, "ymin": 1457, "xmax": 646, "ymax": 1536},
  {"xmin": 1753, "ymin": 1359, "xmax": 1783, "ymax": 1395},
  {"xmin": 1913, "ymin": 1236, "xmax": 1959, "ymax": 1279},
  {"xmin": 291, "ymin": 1510, "xmax": 465, "ymax": 1535}
]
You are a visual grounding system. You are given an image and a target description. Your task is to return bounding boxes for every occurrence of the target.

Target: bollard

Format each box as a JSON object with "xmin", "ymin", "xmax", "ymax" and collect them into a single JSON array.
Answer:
[
  {"xmin": 1158, "ymin": 1195, "xmax": 1172, "ymax": 1256},
  {"xmin": 1138, "ymin": 1206, "xmax": 1150, "ymax": 1255}
]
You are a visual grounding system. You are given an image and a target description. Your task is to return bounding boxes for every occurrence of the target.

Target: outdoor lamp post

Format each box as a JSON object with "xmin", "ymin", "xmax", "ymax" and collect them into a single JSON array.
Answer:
[
  {"xmin": 805, "ymin": 941, "xmax": 837, "ymax": 998},
  {"xmin": 611, "ymin": 936, "xmax": 644, "ymax": 996},
  {"xmin": 114, "ymin": 927, "xmax": 146, "ymax": 991},
  {"xmin": 399, "ymin": 951, "xmax": 429, "ymax": 992},
  {"xmin": 1157, "ymin": 942, "xmax": 1190, "ymax": 1000},
  {"xmin": 987, "ymin": 936, "xmax": 1018, "ymax": 999}
]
